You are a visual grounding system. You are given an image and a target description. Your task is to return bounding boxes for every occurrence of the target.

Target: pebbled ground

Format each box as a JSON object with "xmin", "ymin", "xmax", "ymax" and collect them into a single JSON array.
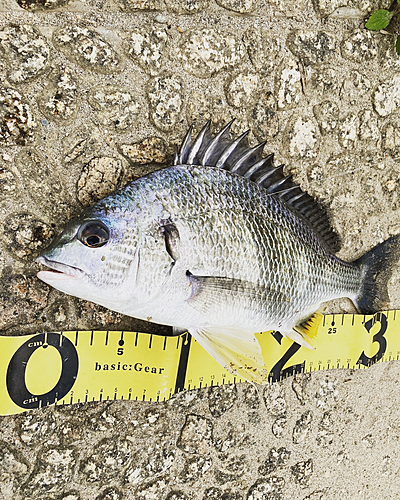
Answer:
[{"xmin": 1, "ymin": 0, "xmax": 400, "ymax": 498}]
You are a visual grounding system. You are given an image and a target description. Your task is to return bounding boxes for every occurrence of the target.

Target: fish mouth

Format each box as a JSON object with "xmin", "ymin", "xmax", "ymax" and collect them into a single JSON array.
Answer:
[{"xmin": 36, "ymin": 256, "xmax": 85, "ymax": 281}]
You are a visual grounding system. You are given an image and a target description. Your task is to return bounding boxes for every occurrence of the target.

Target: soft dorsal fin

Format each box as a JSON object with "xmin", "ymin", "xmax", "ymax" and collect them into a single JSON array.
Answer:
[{"xmin": 174, "ymin": 120, "xmax": 340, "ymax": 253}]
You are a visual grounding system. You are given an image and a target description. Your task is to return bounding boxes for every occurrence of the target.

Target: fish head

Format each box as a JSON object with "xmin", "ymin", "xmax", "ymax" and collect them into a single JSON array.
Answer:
[{"xmin": 36, "ymin": 207, "xmax": 139, "ymax": 306}]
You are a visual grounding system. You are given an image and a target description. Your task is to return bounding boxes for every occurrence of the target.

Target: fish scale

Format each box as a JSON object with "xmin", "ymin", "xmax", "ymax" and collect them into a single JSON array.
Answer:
[
  {"xmin": 93, "ymin": 164, "xmax": 363, "ymax": 330},
  {"xmin": 37, "ymin": 121, "xmax": 400, "ymax": 383}
]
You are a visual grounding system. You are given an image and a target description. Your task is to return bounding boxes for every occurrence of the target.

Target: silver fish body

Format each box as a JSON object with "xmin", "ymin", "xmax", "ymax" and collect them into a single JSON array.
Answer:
[
  {"xmin": 37, "ymin": 121, "xmax": 397, "ymax": 382},
  {"xmin": 97, "ymin": 165, "xmax": 362, "ymax": 329}
]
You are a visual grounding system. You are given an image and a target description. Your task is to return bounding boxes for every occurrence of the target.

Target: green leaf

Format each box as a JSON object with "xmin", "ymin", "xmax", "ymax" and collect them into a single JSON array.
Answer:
[
  {"xmin": 396, "ymin": 35, "xmax": 400, "ymax": 55},
  {"xmin": 365, "ymin": 9, "xmax": 394, "ymax": 30}
]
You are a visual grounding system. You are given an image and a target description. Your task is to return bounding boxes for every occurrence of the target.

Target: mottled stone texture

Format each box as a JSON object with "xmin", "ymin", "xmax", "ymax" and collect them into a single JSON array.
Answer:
[
  {"xmin": 52, "ymin": 27, "xmax": 122, "ymax": 74},
  {"xmin": 1, "ymin": 1, "xmax": 400, "ymax": 499},
  {"xmin": 147, "ymin": 74, "xmax": 184, "ymax": 131},
  {"xmin": 176, "ymin": 29, "xmax": 246, "ymax": 78},
  {"xmin": 87, "ymin": 85, "xmax": 140, "ymax": 131},
  {"xmin": 15, "ymin": 0, "xmax": 71, "ymax": 10},
  {"xmin": 77, "ymin": 156, "xmax": 124, "ymax": 206},
  {"xmin": 123, "ymin": 26, "xmax": 169, "ymax": 75},
  {"xmin": 38, "ymin": 66, "xmax": 80, "ymax": 124},
  {"xmin": 0, "ymin": 88, "xmax": 36, "ymax": 146},
  {"xmin": 0, "ymin": 25, "xmax": 50, "ymax": 83}
]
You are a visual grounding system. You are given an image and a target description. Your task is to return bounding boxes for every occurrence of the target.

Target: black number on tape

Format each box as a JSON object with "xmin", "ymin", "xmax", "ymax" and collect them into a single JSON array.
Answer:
[
  {"xmin": 268, "ymin": 335, "xmax": 305, "ymax": 382},
  {"xmin": 6, "ymin": 333, "xmax": 79, "ymax": 409},
  {"xmin": 357, "ymin": 312, "xmax": 388, "ymax": 367}
]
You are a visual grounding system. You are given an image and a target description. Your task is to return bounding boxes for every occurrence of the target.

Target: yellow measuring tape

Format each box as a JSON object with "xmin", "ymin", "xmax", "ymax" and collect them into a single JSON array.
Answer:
[{"xmin": 1, "ymin": 311, "xmax": 398, "ymax": 415}]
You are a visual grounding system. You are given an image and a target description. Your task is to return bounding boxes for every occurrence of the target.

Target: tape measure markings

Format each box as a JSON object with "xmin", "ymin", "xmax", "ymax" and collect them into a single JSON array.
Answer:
[
  {"xmin": 175, "ymin": 333, "xmax": 192, "ymax": 394},
  {"xmin": 1, "ymin": 311, "xmax": 400, "ymax": 415},
  {"xmin": 184, "ymin": 336, "xmax": 246, "ymax": 391}
]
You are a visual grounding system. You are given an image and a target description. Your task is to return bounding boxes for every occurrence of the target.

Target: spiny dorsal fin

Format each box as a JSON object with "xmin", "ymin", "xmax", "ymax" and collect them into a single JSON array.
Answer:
[{"xmin": 174, "ymin": 121, "xmax": 340, "ymax": 253}]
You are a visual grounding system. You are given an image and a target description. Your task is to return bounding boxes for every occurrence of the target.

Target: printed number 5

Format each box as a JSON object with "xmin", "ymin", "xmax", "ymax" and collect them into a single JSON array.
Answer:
[{"xmin": 357, "ymin": 312, "xmax": 388, "ymax": 367}]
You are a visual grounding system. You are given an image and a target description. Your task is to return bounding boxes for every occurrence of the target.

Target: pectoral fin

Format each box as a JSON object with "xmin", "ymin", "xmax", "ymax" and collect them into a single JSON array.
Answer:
[
  {"xmin": 188, "ymin": 326, "xmax": 269, "ymax": 384},
  {"xmin": 186, "ymin": 272, "xmax": 289, "ymax": 316}
]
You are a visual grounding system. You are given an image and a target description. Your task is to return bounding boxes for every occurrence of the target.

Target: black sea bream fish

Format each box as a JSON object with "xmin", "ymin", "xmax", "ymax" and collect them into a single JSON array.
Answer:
[{"xmin": 37, "ymin": 121, "xmax": 400, "ymax": 383}]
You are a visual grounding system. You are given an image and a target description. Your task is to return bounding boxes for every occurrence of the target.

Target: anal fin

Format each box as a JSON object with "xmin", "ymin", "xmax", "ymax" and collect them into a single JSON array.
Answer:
[
  {"xmin": 288, "ymin": 311, "xmax": 323, "ymax": 349},
  {"xmin": 188, "ymin": 327, "xmax": 269, "ymax": 384}
]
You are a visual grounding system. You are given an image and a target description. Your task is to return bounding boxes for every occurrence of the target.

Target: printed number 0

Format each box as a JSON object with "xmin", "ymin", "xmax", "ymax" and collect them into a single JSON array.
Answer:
[
  {"xmin": 357, "ymin": 312, "xmax": 388, "ymax": 367},
  {"xmin": 6, "ymin": 333, "xmax": 79, "ymax": 409}
]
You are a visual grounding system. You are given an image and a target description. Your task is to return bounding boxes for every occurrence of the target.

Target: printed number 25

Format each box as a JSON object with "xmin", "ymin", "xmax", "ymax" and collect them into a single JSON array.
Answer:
[
  {"xmin": 357, "ymin": 312, "xmax": 388, "ymax": 367},
  {"xmin": 268, "ymin": 312, "xmax": 389, "ymax": 381}
]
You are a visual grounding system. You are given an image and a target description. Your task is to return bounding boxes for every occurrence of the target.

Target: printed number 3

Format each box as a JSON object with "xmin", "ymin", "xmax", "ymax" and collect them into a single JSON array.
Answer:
[
  {"xmin": 357, "ymin": 312, "xmax": 388, "ymax": 367},
  {"xmin": 268, "ymin": 312, "xmax": 389, "ymax": 382}
]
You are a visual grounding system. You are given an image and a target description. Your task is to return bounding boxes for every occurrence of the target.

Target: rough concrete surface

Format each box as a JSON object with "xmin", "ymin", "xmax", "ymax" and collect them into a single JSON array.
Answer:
[{"xmin": 1, "ymin": 0, "xmax": 400, "ymax": 498}]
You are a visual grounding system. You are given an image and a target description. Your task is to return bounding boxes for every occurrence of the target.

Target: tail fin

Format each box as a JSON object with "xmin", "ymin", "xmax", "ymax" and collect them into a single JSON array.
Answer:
[{"xmin": 355, "ymin": 235, "xmax": 400, "ymax": 313}]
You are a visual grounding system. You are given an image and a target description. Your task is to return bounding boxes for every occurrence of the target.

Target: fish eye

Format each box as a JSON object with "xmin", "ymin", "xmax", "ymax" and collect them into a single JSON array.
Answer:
[{"xmin": 78, "ymin": 221, "xmax": 109, "ymax": 248}]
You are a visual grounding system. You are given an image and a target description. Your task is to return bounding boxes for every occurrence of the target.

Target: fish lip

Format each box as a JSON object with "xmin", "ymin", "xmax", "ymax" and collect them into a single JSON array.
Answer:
[{"xmin": 36, "ymin": 256, "xmax": 85, "ymax": 278}]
